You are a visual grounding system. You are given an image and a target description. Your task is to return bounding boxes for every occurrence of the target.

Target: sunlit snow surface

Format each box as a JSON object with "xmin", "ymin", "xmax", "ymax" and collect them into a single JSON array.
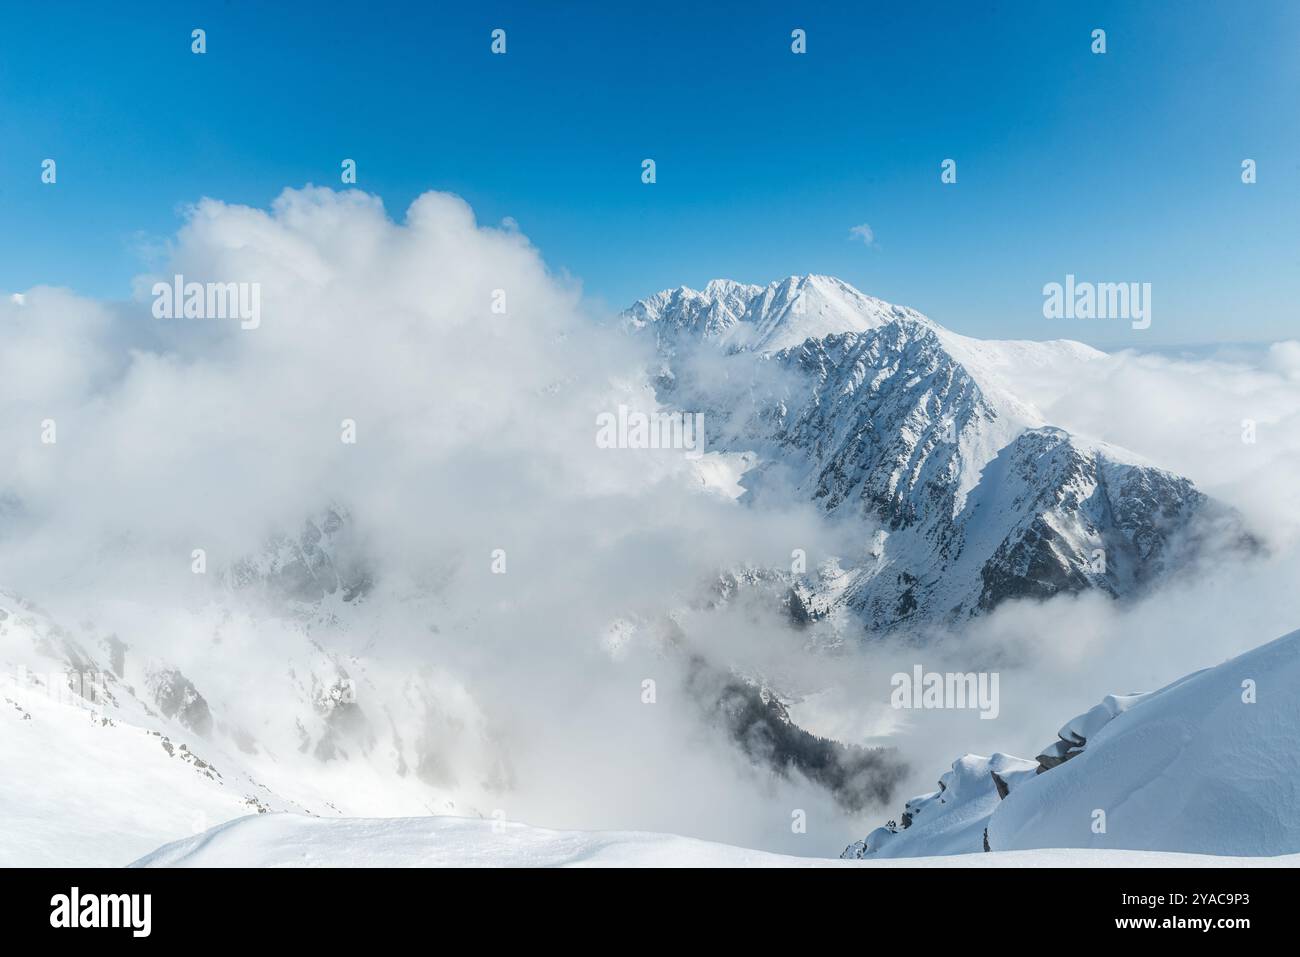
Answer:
[
  {"xmin": 846, "ymin": 628, "xmax": 1300, "ymax": 860},
  {"xmin": 132, "ymin": 812, "xmax": 1299, "ymax": 868}
]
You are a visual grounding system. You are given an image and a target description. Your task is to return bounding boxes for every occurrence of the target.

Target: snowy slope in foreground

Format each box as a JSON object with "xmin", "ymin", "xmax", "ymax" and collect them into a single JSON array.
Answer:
[
  {"xmin": 132, "ymin": 812, "xmax": 1300, "ymax": 868},
  {"xmin": 847, "ymin": 628, "xmax": 1300, "ymax": 860},
  {"xmin": 0, "ymin": 589, "xmax": 471, "ymax": 867}
]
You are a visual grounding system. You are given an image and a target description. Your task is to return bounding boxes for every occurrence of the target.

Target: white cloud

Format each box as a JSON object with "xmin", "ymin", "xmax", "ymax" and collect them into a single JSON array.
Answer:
[
  {"xmin": 0, "ymin": 187, "xmax": 870, "ymax": 856},
  {"xmin": 1267, "ymin": 340, "xmax": 1300, "ymax": 380},
  {"xmin": 1001, "ymin": 345, "xmax": 1300, "ymax": 550},
  {"xmin": 848, "ymin": 223, "xmax": 875, "ymax": 246}
]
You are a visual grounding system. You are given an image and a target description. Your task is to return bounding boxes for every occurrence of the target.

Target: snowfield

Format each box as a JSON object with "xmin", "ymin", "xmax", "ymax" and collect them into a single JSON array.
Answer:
[
  {"xmin": 132, "ymin": 812, "xmax": 1300, "ymax": 868},
  {"xmin": 846, "ymin": 628, "xmax": 1300, "ymax": 860}
]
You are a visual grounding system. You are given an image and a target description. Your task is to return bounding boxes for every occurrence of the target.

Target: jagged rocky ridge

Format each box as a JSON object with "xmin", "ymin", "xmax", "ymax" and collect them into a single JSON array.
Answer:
[{"xmin": 626, "ymin": 275, "xmax": 1248, "ymax": 631}]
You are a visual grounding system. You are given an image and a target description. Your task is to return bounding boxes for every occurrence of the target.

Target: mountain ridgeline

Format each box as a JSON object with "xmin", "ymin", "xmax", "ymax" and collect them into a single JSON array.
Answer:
[{"xmin": 624, "ymin": 275, "xmax": 1247, "ymax": 633}]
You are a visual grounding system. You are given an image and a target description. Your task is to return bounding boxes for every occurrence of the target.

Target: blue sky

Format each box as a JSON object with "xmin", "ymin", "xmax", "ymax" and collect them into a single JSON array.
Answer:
[{"xmin": 1, "ymin": 0, "xmax": 1296, "ymax": 346}]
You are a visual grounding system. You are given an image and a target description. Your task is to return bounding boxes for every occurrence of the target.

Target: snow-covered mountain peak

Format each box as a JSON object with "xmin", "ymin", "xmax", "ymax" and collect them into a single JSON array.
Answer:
[
  {"xmin": 700, "ymin": 277, "xmax": 761, "ymax": 298},
  {"xmin": 625, "ymin": 274, "xmax": 934, "ymax": 356},
  {"xmin": 624, "ymin": 275, "xmax": 1106, "ymax": 433},
  {"xmin": 625, "ymin": 275, "xmax": 1249, "ymax": 631}
]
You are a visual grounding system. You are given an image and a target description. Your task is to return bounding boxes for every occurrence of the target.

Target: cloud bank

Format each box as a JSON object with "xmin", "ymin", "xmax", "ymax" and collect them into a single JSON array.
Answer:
[{"xmin": 1, "ymin": 187, "xmax": 884, "ymax": 856}]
